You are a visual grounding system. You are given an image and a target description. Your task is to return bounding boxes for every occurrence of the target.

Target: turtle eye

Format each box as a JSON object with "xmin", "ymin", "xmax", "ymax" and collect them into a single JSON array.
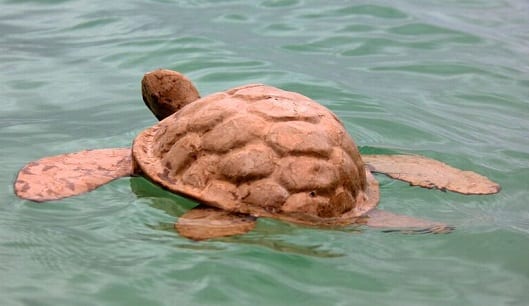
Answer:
[{"xmin": 309, "ymin": 191, "xmax": 316, "ymax": 198}]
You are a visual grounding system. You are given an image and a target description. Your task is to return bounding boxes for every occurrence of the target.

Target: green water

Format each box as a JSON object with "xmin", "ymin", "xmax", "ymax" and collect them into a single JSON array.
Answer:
[{"xmin": 1, "ymin": 0, "xmax": 528, "ymax": 305}]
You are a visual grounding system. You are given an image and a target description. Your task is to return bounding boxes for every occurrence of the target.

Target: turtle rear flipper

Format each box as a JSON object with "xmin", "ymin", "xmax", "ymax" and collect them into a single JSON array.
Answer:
[
  {"xmin": 175, "ymin": 206, "xmax": 257, "ymax": 240},
  {"xmin": 362, "ymin": 154, "xmax": 500, "ymax": 195},
  {"xmin": 14, "ymin": 148, "xmax": 133, "ymax": 202},
  {"xmin": 364, "ymin": 210, "xmax": 453, "ymax": 234}
]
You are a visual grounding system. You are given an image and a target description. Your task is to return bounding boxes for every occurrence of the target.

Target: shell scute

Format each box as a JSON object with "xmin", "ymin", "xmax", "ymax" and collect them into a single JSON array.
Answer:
[
  {"xmin": 266, "ymin": 121, "xmax": 332, "ymax": 157},
  {"xmin": 219, "ymin": 145, "xmax": 276, "ymax": 183},
  {"xmin": 239, "ymin": 179, "xmax": 289, "ymax": 211},
  {"xmin": 201, "ymin": 115, "xmax": 267, "ymax": 153},
  {"xmin": 185, "ymin": 94, "xmax": 241, "ymax": 132},
  {"xmin": 160, "ymin": 133, "xmax": 201, "ymax": 175},
  {"xmin": 278, "ymin": 156, "xmax": 339, "ymax": 192},
  {"xmin": 248, "ymin": 96, "xmax": 321, "ymax": 123}
]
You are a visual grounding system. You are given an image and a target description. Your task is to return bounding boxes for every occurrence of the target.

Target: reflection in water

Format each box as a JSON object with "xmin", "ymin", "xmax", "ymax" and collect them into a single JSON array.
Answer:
[{"xmin": 130, "ymin": 177, "xmax": 345, "ymax": 257}]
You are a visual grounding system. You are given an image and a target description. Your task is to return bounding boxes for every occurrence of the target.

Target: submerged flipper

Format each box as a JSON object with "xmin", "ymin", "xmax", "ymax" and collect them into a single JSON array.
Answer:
[
  {"xmin": 364, "ymin": 210, "xmax": 453, "ymax": 234},
  {"xmin": 14, "ymin": 148, "xmax": 133, "ymax": 202},
  {"xmin": 362, "ymin": 154, "xmax": 500, "ymax": 195},
  {"xmin": 175, "ymin": 206, "xmax": 257, "ymax": 240}
]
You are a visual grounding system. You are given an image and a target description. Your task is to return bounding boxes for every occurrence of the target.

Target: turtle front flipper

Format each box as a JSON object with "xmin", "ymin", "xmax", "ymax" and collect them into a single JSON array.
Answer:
[
  {"xmin": 14, "ymin": 148, "xmax": 133, "ymax": 202},
  {"xmin": 175, "ymin": 206, "xmax": 257, "ymax": 240},
  {"xmin": 364, "ymin": 210, "xmax": 453, "ymax": 234},
  {"xmin": 362, "ymin": 154, "xmax": 500, "ymax": 195}
]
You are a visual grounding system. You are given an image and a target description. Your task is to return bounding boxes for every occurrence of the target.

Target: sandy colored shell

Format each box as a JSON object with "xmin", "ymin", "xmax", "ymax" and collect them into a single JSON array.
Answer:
[{"xmin": 132, "ymin": 84, "xmax": 377, "ymax": 225}]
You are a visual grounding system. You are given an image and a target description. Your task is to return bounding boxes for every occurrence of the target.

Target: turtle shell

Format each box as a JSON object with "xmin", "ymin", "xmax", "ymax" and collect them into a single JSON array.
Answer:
[{"xmin": 132, "ymin": 84, "xmax": 378, "ymax": 225}]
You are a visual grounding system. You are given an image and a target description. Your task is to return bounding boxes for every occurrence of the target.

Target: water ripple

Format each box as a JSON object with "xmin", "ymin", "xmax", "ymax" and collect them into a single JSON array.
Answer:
[{"xmin": 1, "ymin": 0, "xmax": 529, "ymax": 305}]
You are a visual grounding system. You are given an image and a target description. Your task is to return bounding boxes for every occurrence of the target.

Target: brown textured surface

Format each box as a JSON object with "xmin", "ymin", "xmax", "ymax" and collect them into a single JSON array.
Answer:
[
  {"xmin": 141, "ymin": 69, "xmax": 200, "ymax": 120},
  {"xmin": 175, "ymin": 206, "xmax": 257, "ymax": 240},
  {"xmin": 363, "ymin": 154, "xmax": 501, "ymax": 195},
  {"xmin": 15, "ymin": 148, "xmax": 132, "ymax": 202},
  {"xmin": 133, "ymin": 83, "xmax": 378, "ymax": 226}
]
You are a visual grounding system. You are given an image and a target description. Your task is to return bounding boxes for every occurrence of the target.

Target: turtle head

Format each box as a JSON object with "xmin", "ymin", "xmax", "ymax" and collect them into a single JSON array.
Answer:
[{"xmin": 141, "ymin": 69, "xmax": 201, "ymax": 120}]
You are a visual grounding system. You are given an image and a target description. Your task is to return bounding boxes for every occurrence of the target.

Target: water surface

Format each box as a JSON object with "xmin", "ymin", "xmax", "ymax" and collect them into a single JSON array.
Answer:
[{"xmin": 1, "ymin": 0, "xmax": 528, "ymax": 305}]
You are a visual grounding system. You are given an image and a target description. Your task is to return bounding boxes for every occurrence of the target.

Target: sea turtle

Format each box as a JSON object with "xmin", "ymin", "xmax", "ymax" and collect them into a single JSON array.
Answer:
[{"xmin": 14, "ymin": 69, "xmax": 500, "ymax": 240}]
